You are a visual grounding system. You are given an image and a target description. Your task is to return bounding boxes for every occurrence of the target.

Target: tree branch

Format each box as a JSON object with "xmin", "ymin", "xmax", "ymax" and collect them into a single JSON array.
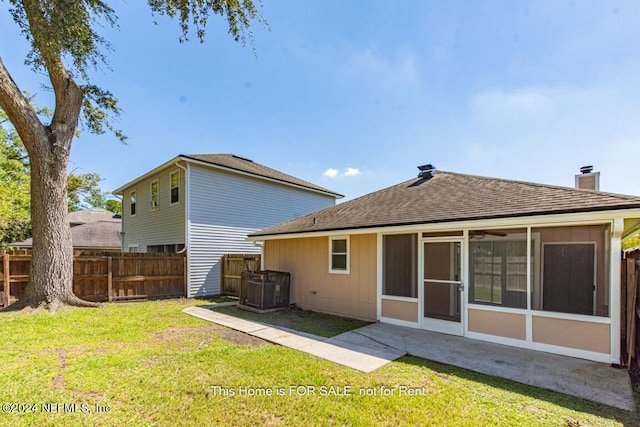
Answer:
[
  {"xmin": 20, "ymin": 0, "xmax": 84, "ymax": 156},
  {"xmin": 0, "ymin": 55, "xmax": 48, "ymax": 157}
]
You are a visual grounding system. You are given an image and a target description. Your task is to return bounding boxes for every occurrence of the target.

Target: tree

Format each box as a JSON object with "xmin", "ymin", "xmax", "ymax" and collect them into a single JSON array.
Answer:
[
  {"xmin": 0, "ymin": 1, "xmax": 264, "ymax": 311},
  {"xmin": 624, "ymin": 234, "xmax": 640, "ymax": 251},
  {"xmin": 67, "ymin": 171, "xmax": 120, "ymax": 213},
  {"xmin": 1, "ymin": 109, "xmax": 121, "ymax": 247}
]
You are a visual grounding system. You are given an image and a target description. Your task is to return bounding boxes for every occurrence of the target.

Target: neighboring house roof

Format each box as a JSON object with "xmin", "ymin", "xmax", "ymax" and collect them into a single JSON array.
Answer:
[
  {"xmin": 251, "ymin": 170, "xmax": 640, "ymax": 237},
  {"xmin": 10, "ymin": 220, "xmax": 122, "ymax": 249},
  {"xmin": 113, "ymin": 154, "xmax": 343, "ymax": 198},
  {"xmin": 68, "ymin": 208, "xmax": 120, "ymax": 226}
]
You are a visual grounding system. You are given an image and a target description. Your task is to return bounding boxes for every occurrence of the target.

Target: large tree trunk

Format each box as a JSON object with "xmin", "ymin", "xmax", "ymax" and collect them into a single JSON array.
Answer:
[
  {"xmin": 0, "ymin": 55, "xmax": 98, "ymax": 312},
  {"xmin": 20, "ymin": 137, "xmax": 96, "ymax": 311}
]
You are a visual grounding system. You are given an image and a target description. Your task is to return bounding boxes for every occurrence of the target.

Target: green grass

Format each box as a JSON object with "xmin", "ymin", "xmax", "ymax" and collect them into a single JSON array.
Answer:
[
  {"xmin": 212, "ymin": 305, "xmax": 370, "ymax": 337},
  {"xmin": 0, "ymin": 299, "xmax": 636, "ymax": 426}
]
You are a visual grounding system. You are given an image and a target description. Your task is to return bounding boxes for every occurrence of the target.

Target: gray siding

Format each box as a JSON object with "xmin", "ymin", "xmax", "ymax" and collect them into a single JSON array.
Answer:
[
  {"xmin": 188, "ymin": 164, "xmax": 335, "ymax": 296},
  {"xmin": 121, "ymin": 167, "xmax": 186, "ymax": 251}
]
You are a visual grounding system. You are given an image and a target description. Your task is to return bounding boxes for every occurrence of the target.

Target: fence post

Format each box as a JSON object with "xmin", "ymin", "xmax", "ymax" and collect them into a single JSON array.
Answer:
[
  {"xmin": 220, "ymin": 255, "xmax": 226, "ymax": 295},
  {"xmin": 3, "ymin": 251, "xmax": 10, "ymax": 307},
  {"xmin": 107, "ymin": 256, "xmax": 113, "ymax": 302},
  {"xmin": 183, "ymin": 255, "xmax": 188, "ymax": 297}
]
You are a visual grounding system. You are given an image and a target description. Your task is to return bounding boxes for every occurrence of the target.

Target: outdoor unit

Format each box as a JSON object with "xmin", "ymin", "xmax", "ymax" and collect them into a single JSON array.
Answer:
[{"xmin": 239, "ymin": 270, "xmax": 290, "ymax": 312}]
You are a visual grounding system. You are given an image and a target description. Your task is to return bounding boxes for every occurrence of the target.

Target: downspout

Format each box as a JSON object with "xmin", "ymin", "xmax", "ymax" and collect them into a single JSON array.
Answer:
[
  {"xmin": 112, "ymin": 194, "xmax": 125, "ymax": 252},
  {"xmin": 253, "ymin": 240, "xmax": 265, "ymax": 270},
  {"xmin": 175, "ymin": 162, "xmax": 190, "ymax": 294}
]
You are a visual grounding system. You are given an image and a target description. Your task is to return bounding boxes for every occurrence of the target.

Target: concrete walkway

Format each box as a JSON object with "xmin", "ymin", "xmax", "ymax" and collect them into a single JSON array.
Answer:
[
  {"xmin": 184, "ymin": 306, "xmax": 635, "ymax": 411},
  {"xmin": 336, "ymin": 323, "xmax": 635, "ymax": 411},
  {"xmin": 183, "ymin": 306, "xmax": 405, "ymax": 372}
]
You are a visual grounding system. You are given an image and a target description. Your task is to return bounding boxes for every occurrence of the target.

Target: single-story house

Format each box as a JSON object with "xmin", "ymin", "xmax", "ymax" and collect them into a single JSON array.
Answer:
[
  {"xmin": 11, "ymin": 208, "xmax": 122, "ymax": 251},
  {"xmin": 249, "ymin": 165, "xmax": 640, "ymax": 365},
  {"xmin": 113, "ymin": 154, "xmax": 342, "ymax": 296}
]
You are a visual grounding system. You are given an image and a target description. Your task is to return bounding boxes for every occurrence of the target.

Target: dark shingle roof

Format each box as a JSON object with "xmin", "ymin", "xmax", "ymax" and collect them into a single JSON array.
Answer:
[
  {"xmin": 11, "ymin": 220, "xmax": 122, "ymax": 249},
  {"xmin": 251, "ymin": 171, "xmax": 640, "ymax": 237},
  {"xmin": 181, "ymin": 154, "xmax": 342, "ymax": 197}
]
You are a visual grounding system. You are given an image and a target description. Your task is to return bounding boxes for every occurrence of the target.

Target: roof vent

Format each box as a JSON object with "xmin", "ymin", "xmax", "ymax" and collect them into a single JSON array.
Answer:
[
  {"xmin": 580, "ymin": 165, "xmax": 593, "ymax": 174},
  {"xmin": 417, "ymin": 164, "xmax": 436, "ymax": 179}
]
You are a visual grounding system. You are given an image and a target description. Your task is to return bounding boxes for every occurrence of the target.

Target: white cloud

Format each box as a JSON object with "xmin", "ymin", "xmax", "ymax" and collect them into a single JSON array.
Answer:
[
  {"xmin": 323, "ymin": 167, "xmax": 362, "ymax": 179},
  {"xmin": 323, "ymin": 168, "xmax": 339, "ymax": 178},
  {"xmin": 343, "ymin": 167, "xmax": 361, "ymax": 177}
]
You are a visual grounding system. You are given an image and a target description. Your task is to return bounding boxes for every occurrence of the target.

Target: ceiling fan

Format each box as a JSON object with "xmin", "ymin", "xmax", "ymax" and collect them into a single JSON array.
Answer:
[{"xmin": 469, "ymin": 230, "xmax": 508, "ymax": 239}]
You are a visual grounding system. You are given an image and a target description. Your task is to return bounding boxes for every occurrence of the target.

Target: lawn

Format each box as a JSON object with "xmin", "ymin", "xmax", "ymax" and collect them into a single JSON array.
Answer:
[
  {"xmin": 212, "ymin": 305, "xmax": 371, "ymax": 337},
  {"xmin": 0, "ymin": 299, "xmax": 636, "ymax": 426}
]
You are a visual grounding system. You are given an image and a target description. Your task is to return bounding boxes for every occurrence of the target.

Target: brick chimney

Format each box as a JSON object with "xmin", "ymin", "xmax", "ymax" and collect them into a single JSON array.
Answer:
[{"xmin": 575, "ymin": 165, "xmax": 600, "ymax": 191}]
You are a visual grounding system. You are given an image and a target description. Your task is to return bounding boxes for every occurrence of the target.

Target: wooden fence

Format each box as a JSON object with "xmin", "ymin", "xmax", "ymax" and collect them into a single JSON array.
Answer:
[
  {"xmin": 220, "ymin": 254, "xmax": 261, "ymax": 296},
  {"xmin": 0, "ymin": 250, "xmax": 186, "ymax": 306},
  {"xmin": 623, "ymin": 249, "xmax": 640, "ymax": 367}
]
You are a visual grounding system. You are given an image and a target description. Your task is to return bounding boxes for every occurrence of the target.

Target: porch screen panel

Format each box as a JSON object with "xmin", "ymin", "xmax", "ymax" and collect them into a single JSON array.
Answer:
[
  {"xmin": 469, "ymin": 237, "xmax": 527, "ymax": 309},
  {"xmin": 532, "ymin": 224, "xmax": 609, "ymax": 317},
  {"xmin": 383, "ymin": 234, "xmax": 417, "ymax": 298}
]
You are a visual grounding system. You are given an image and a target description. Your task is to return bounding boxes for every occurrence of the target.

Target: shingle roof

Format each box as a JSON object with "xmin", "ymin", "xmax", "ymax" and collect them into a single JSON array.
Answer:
[
  {"xmin": 251, "ymin": 171, "xmax": 640, "ymax": 237},
  {"xmin": 11, "ymin": 220, "xmax": 122, "ymax": 249},
  {"xmin": 181, "ymin": 154, "xmax": 342, "ymax": 197},
  {"xmin": 68, "ymin": 208, "xmax": 119, "ymax": 225}
]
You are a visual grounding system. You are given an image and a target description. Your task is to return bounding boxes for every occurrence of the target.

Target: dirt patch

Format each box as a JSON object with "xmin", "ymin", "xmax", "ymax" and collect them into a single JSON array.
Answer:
[
  {"xmin": 155, "ymin": 324, "xmax": 267, "ymax": 348},
  {"xmin": 217, "ymin": 328, "xmax": 268, "ymax": 347},
  {"xmin": 52, "ymin": 351, "xmax": 67, "ymax": 391},
  {"xmin": 627, "ymin": 364, "xmax": 640, "ymax": 410},
  {"xmin": 51, "ymin": 350, "xmax": 104, "ymax": 399}
]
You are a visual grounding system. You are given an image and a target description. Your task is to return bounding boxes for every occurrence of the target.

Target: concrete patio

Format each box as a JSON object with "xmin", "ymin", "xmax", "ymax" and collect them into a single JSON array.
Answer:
[{"xmin": 184, "ymin": 305, "xmax": 635, "ymax": 411}]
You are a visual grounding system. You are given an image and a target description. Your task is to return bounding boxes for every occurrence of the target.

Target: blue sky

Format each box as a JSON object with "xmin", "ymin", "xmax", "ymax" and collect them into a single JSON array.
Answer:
[{"xmin": 1, "ymin": 1, "xmax": 640, "ymax": 200}]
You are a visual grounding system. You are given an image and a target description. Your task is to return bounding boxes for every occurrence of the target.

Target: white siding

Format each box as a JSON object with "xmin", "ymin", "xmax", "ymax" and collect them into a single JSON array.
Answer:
[
  {"xmin": 188, "ymin": 164, "xmax": 335, "ymax": 296},
  {"xmin": 120, "ymin": 167, "xmax": 185, "ymax": 251}
]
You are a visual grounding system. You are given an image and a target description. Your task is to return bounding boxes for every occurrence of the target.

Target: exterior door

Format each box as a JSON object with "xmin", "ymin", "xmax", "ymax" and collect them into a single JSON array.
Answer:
[{"xmin": 422, "ymin": 240, "xmax": 463, "ymax": 335}]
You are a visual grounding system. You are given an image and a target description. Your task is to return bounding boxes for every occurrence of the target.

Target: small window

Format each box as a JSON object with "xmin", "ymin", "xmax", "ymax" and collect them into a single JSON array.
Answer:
[
  {"xmin": 128, "ymin": 244, "xmax": 139, "ymax": 253},
  {"xmin": 329, "ymin": 236, "xmax": 349, "ymax": 274},
  {"xmin": 130, "ymin": 191, "xmax": 136, "ymax": 216},
  {"xmin": 170, "ymin": 171, "xmax": 180, "ymax": 204},
  {"xmin": 151, "ymin": 180, "xmax": 159, "ymax": 210}
]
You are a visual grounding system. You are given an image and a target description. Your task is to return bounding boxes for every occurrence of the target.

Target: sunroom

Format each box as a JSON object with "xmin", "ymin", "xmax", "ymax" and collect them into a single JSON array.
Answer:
[{"xmin": 379, "ymin": 219, "xmax": 623, "ymax": 364}]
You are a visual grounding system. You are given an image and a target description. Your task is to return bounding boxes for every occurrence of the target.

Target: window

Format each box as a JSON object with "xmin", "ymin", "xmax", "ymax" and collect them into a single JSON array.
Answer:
[
  {"xmin": 383, "ymin": 234, "xmax": 417, "ymax": 297},
  {"xmin": 147, "ymin": 244, "xmax": 185, "ymax": 253},
  {"xmin": 130, "ymin": 191, "xmax": 136, "ymax": 216},
  {"xmin": 469, "ymin": 238, "xmax": 528, "ymax": 309},
  {"xmin": 151, "ymin": 180, "xmax": 159, "ymax": 210},
  {"xmin": 128, "ymin": 244, "xmax": 139, "ymax": 253},
  {"xmin": 170, "ymin": 171, "xmax": 180, "ymax": 204},
  {"xmin": 329, "ymin": 236, "xmax": 349, "ymax": 273}
]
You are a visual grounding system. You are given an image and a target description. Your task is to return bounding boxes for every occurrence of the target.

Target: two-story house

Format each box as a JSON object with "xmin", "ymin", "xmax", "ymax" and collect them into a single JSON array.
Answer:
[{"xmin": 113, "ymin": 154, "xmax": 342, "ymax": 297}]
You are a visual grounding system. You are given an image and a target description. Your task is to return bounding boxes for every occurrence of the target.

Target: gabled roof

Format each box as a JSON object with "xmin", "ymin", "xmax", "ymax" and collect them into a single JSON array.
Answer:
[
  {"xmin": 113, "ymin": 154, "xmax": 342, "ymax": 198},
  {"xmin": 251, "ymin": 170, "xmax": 640, "ymax": 237},
  {"xmin": 10, "ymin": 220, "xmax": 122, "ymax": 249}
]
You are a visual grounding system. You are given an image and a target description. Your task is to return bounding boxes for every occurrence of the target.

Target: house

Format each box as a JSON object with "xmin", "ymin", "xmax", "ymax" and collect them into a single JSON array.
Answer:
[
  {"xmin": 113, "ymin": 154, "xmax": 342, "ymax": 297},
  {"xmin": 10, "ymin": 208, "xmax": 122, "ymax": 251},
  {"xmin": 249, "ymin": 165, "xmax": 640, "ymax": 365}
]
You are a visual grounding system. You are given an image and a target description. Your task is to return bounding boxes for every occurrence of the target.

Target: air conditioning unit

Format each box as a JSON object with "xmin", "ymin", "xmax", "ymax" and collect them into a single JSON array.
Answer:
[{"xmin": 239, "ymin": 270, "xmax": 290, "ymax": 312}]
